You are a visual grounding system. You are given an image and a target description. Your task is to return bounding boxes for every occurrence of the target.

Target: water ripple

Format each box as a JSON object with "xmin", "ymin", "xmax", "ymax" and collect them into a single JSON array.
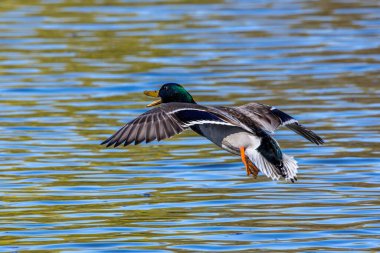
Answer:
[{"xmin": 1, "ymin": 0, "xmax": 380, "ymax": 252}]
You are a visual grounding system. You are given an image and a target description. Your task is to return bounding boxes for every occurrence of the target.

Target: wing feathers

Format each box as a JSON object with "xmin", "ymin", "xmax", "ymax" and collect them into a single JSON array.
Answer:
[
  {"xmin": 101, "ymin": 103, "xmax": 235, "ymax": 147},
  {"xmin": 145, "ymin": 114, "xmax": 156, "ymax": 143},
  {"xmin": 174, "ymin": 109, "xmax": 234, "ymax": 127},
  {"xmin": 160, "ymin": 115, "xmax": 171, "ymax": 139},
  {"xmin": 153, "ymin": 113, "xmax": 162, "ymax": 141},
  {"xmin": 270, "ymin": 107, "xmax": 324, "ymax": 145},
  {"xmin": 270, "ymin": 108, "xmax": 295, "ymax": 125},
  {"xmin": 114, "ymin": 125, "xmax": 130, "ymax": 147},
  {"xmin": 286, "ymin": 123, "xmax": 324, "ymax": 145},
  {"xmin": 101, "ymin": 102, "xmax": 324, "ymax": 148},
  {"xmin": 232, "ymin": 103, "xmax": 324, "ymax": 145},
  {"xmin": 134, "ymin": 118, "xmax": 147, "ymax": 145}
]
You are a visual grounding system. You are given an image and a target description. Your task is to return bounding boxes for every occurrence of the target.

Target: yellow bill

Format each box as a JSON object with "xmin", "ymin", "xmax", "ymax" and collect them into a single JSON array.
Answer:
[{"xmin": 144, "ymin": 90, "xmax": 162, "ymax": 107}]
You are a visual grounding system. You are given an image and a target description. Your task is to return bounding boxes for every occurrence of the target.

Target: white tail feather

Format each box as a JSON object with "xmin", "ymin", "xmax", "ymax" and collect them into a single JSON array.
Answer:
[
  {"xmin": 282, "ymin": 154, "xmax": 298, "ymax": 181},
  {"xmin": 249, "ymin": 149, "xmax": 281, "ymax": 180},
  {"xmin": 246, "ymin": 149, "xmax": 298, "ymax": 181}
]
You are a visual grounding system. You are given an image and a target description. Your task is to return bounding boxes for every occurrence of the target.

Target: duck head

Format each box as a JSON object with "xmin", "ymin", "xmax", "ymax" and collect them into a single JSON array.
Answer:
[{"xmin": 144, "ymin": 83, "xmax": 196, "ymax": 107}]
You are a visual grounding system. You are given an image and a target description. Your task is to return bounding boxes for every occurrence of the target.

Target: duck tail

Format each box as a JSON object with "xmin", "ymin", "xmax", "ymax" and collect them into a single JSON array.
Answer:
[
  {"xmin": 282, "ymin": 154, "xmax": 298, "ymax": 182},
  {"xmin": 247, "ymin": 149, "xmax": 298, "ymax": 182}
]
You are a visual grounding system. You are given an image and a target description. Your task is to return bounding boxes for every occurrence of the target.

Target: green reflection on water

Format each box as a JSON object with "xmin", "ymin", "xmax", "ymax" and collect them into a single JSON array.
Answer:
[{"xmin": 1, "ymin": 0, "xmax": 380, "ymax": 251}]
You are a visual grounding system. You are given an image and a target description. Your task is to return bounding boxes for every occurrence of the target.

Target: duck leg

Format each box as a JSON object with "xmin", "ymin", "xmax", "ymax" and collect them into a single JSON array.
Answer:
[
  {"xmin": 239, "ymin": 147, "xmax": 259, "ymax": 178},
  {"xmin": 246, "ymin": 158, "xmax": 259, "ymax": 178}
]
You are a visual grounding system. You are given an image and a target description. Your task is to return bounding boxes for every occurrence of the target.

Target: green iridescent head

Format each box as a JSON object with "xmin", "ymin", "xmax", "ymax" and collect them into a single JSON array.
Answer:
[{"xmin": 144, "ymin": 83, "xmax": 195, "ymax": 107}]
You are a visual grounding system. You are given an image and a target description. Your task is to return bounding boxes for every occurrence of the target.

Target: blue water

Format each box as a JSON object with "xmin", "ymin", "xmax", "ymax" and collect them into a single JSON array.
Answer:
[{"xmin": 1, "ymin": 0, "xmax": 380, "ymax": 251}]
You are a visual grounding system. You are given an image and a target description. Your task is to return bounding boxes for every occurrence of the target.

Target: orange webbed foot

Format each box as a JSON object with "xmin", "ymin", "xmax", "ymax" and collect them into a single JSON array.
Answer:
[
  {"xmin": 240, "ymin": 147, "xmax": 259, "ymax": 178},
  {"xmin": 246, "ymin": 159, "xmax": 259, "ymax": 178}
]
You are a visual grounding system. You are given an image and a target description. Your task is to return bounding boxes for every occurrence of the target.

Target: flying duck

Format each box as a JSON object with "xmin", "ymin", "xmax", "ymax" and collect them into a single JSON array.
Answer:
[{"xmin": 101, "ymin": 83, "xmax": 324, "ymax": 182}]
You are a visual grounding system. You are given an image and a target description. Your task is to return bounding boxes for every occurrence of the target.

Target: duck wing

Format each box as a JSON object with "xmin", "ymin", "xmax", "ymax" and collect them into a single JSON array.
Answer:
[
  {"xmin": 101, "ymin": 102, "xmax": 250, "ymax": 147},
  {"xmin": 218, "ymin": 103, "xmax": 324, "ymax": 145}
]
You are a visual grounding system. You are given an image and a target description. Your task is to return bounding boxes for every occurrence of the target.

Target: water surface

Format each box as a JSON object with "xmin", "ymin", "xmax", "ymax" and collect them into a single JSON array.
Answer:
[{"xmin": 1, "ymin": 0, "xmax": 380, "ymax": 252}]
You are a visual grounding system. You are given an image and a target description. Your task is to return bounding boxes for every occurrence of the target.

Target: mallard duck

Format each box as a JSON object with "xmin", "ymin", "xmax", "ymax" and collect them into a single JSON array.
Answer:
[{"xmin": 101, "ymin": 83, "xmax": 324, "ymax": 182}]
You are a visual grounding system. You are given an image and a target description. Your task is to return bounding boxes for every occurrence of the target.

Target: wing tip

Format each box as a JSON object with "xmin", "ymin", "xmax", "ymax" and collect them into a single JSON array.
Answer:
[
  {"xmin": 311, "ymin": 134, "xmax": 325, "ymax": 145},
  {"xmin": 287, "ymin": 123, "xmax": 325, "ymax": 146},
  {"xmin": 101, "ymin": 139, "xmax": 113, "ymax": 147},
  {"xmin": 100, "ymin": 138, "xmax": 124, "ymax": 148}
]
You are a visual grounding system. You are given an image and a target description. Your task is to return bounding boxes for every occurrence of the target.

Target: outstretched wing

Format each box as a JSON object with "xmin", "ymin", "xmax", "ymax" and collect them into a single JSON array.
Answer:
[
  {"xmin": 230, "ymin": 103, "xmax": 324, "ymax": 145},
  {"xmin": 101, "ymin": 103, "xmax": 241, "ymax": 147},
  {"xmin": 270, "ymin": 106, "xmax": 324, "ymax": 145}
]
